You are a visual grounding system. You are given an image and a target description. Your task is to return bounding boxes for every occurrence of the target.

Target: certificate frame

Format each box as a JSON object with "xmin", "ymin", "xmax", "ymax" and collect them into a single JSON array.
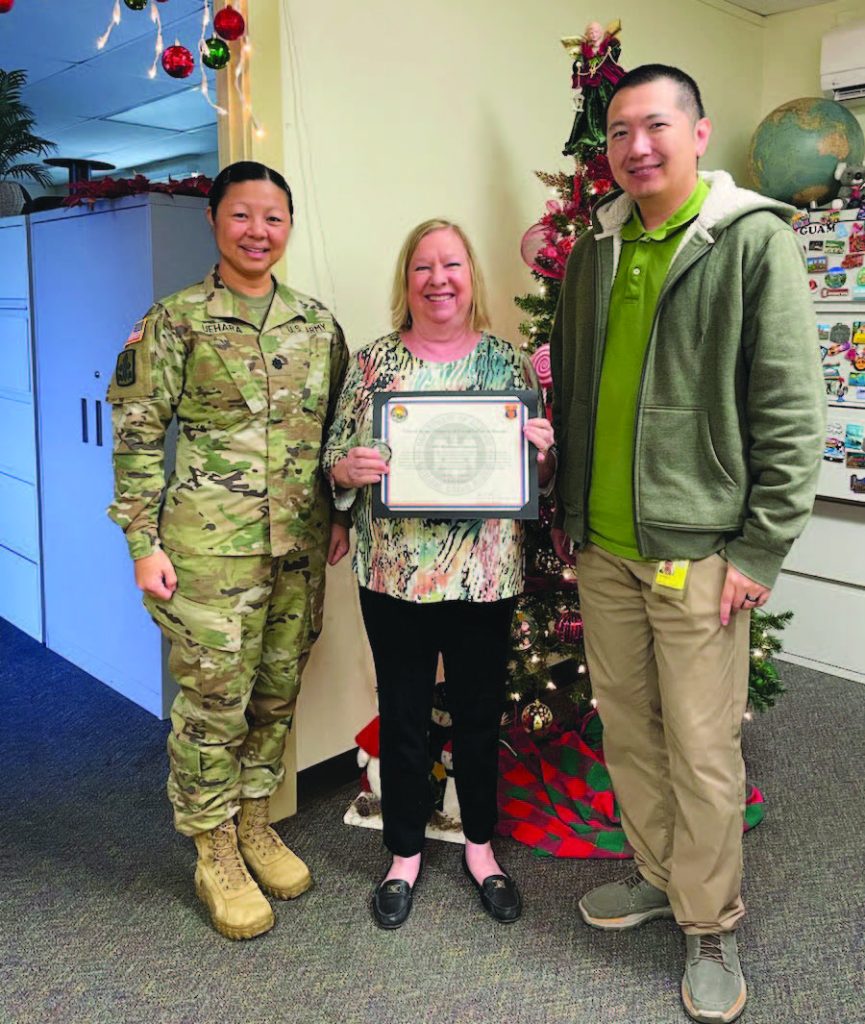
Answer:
[{"xmin": 371, "ymin": 389, "xmax": 539, "ymax": 519}]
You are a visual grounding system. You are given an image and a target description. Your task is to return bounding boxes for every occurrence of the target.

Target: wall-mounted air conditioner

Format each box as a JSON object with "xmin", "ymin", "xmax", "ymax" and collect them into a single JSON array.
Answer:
[{"xmin": 821, "ymin": 20, "xmax": 865, "ymax": 103}]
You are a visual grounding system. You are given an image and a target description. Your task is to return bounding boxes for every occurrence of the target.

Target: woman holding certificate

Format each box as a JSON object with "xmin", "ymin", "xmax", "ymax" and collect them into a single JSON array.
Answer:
[{"xmin": 323, "ymin": 219, "xmax": 554, "ymax": 929}]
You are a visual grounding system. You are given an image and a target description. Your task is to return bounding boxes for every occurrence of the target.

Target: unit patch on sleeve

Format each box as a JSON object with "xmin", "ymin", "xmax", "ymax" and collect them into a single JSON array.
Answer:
[{"xmin": 115, "ymin": 348, "xmax": 137, "ymax": 387}]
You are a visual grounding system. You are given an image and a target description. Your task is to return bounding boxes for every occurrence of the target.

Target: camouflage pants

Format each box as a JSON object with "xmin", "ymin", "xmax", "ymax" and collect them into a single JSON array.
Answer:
[{"xmin": 144, "ymin": 546, "xmax": 325, "ymax": 836}]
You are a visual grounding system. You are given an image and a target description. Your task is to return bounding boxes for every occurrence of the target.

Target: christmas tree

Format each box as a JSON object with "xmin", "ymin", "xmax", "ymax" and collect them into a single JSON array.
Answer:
[{"xmin": 507, "ymin": 21, "xmax": 789, "ymax": 735}]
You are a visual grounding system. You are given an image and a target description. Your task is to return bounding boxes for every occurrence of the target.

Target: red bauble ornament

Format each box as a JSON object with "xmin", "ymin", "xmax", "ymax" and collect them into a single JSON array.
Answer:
[
  {"xmin": 213, "ymin": 4, "xmax": 245, "ymax": 41},
  {"xmin": 0, "ymin": 0, "xmax": 15, "ymax": 13},
  {"xmin": 161, "ymin": 44, "xmax": 195, "ymax": 79},
  {"xmin": 554, "ymin": 610, "xmax": 584, "ymax": 645}
]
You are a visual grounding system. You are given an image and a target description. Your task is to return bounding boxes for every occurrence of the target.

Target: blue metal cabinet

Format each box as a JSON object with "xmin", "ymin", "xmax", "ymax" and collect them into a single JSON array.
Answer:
[
  {"xmin": 0, "ymin": 217, "xmax": 42, "ymax": 641},
  {"xmin": 30, "ymin": 195, "xmax": 216, "ymax": 716}
]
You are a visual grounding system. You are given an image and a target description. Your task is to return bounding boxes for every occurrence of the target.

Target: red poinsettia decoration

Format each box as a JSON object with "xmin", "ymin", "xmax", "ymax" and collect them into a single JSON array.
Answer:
[
  {"xmin": 572, "ymin": 157, "xmax": 617, "ymax": 214},
  {"xmin": 64, "ymin": 174, "xmax": 213, "ymax": 207},
  {"xmin": 584, "ymin": 153, "xmax": 613, "ymax": 182},
  {"xmin": 520, "ymin": 154, "xmax": 616, "ymax": 279}
]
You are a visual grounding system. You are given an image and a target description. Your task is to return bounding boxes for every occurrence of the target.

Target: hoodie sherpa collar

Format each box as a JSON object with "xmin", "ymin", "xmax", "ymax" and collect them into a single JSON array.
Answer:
[{"xmin": 591, "ymin": 170, "xmax": 796, "ymax": 241}]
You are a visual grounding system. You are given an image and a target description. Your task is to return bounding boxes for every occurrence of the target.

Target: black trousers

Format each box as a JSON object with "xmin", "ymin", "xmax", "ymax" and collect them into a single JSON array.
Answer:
[{"xmin": 359, "ymin": 587, "xmax": 515, "ymax": 857}]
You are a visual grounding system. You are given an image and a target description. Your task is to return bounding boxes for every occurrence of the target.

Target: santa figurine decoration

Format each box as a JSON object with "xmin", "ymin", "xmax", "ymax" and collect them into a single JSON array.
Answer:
[
  {"xmin": 353, "ymin": 716, "xmax": 382, "ymax": 817},
  {"xmin": 346, "ymin": 679, "xmax": 464, "ymax": 839}
]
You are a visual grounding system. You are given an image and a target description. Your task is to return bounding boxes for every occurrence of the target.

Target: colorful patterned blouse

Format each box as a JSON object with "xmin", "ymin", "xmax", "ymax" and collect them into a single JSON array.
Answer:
[{"xmin": 322, "ymin": 332, "xmax": 536, "ymax": 603}]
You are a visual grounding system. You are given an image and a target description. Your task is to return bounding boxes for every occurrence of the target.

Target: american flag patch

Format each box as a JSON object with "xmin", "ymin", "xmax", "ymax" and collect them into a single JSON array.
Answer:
[{"xmin": 125, "ymin": 319, "xmax": 146, "ymax": 346}]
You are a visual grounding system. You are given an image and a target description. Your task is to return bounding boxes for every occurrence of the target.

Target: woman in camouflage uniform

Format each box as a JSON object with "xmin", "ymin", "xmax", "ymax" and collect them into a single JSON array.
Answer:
[{"xmin": 108, "ymin": 162, "xmax": 349, "ymax": 940}]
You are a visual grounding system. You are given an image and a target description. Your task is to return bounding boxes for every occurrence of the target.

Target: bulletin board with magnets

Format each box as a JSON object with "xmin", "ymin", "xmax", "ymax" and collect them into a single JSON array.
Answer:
[{"xmin": 793, "ymin": 207, "xmax": 865, "ymax": 506}]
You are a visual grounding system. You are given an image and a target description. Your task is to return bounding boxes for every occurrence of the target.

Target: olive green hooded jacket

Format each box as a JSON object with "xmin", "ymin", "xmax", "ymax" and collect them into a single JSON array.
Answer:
[{"xmin": 550, "ymin": 170, "xmax": 825, "ymax": 588}]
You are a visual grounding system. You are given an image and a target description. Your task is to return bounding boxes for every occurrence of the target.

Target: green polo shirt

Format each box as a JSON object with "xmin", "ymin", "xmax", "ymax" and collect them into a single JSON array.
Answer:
[{"xmin": 587, "ymin": 179, "xmax": 710, "ymax": 559}]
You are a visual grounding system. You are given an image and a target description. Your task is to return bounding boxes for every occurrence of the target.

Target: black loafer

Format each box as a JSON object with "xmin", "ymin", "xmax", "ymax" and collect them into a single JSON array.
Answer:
[
  {"xmin": 372, "ymin": 876, "xmax": 416, "ymax": 929},
  {"xmin": 462, "ymin": 853, "xmax": 522, "ymax": 923}
]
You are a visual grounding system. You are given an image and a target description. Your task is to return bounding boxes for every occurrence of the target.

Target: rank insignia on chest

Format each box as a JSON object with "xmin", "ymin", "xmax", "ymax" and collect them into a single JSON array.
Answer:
[
  {"xmin": 115, "ymin": 348, "xmax": 136, "ymax": 387},
  {"xmin": 125, "ymin": 319, "xmax": 146, "ymax": 346}
]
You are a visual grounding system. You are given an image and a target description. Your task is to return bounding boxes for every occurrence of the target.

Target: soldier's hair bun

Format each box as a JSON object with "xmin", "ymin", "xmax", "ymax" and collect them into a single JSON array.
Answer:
[{"xmin": 209, "ymin": 162, "xmax": 294, "ymax": 220}]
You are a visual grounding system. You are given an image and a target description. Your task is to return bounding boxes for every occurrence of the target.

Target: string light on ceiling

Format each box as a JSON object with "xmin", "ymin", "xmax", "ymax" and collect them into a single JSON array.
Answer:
[{"xmin": 95, "ymin": 1, "xmax": 261, "ymax": 134}]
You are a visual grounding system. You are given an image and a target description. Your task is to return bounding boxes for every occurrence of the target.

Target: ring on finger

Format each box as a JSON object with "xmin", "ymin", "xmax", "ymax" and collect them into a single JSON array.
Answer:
[{"xmin": 370, "ymin": 438, "xmax": 392, "ymax": 463}]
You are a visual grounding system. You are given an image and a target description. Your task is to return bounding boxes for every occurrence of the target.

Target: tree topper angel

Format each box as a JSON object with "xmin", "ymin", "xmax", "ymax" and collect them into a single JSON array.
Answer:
[{"xmin": 561, "ymin": 19, "xmax": 625, "ymax": 160}]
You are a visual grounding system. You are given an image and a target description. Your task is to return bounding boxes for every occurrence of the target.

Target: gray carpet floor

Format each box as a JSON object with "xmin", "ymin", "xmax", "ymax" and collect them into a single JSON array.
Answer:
[{"xmin": 1, "ymin": 616, "xmax": 863, "ymax": 1024}]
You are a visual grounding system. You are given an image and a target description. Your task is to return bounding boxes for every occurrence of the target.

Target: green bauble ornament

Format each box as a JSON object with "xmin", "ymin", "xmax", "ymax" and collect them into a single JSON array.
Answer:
[
  {"xmin": 123, "ymin": 0, "xmax": 148, "ymax": 11},
  {"xmin": 201, "ymin": 37, "xmax": 231, "ymax": 71}
]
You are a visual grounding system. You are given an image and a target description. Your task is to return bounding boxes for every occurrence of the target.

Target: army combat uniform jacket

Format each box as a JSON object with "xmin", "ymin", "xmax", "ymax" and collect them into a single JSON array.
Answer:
[{"xmin": 107, "ymin": 268, "xmax": 350, "ymax": 560}]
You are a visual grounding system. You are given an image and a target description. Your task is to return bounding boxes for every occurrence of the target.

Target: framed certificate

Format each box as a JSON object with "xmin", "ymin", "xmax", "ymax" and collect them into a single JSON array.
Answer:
[{"xmin": 371, "ymin": 390, "xmax": 539, "ymax": 519}]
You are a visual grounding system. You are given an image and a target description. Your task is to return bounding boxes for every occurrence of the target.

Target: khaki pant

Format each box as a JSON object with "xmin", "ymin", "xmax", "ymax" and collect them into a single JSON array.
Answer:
[
  {"xmin": 145, "ymin": 547, "xmax": 325, "ymax": 836},
  {"xmin": 577, "ymin": 544, "xmax": 750, "ymax": 934}
]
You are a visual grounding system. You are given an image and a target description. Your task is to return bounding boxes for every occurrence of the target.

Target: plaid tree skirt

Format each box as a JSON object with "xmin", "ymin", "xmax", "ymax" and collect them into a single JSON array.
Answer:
[{"xmin": 495, "ymin": 711, "xmax": 765, "ymax": 858}]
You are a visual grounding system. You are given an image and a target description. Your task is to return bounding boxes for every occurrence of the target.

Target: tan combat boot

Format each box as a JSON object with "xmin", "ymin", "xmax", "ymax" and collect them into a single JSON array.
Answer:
[
  {"xmin": 193, "ymin": 819, "xmax": 275, "ymax": 940},
  {"xmin": 237, "ymin": 796, "xmax": 313, "ymax": 900}
]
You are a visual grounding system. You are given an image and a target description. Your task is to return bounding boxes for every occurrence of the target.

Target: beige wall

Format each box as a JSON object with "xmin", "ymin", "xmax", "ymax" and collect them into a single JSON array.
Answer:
[
  {"xmin": 762, "ymin": 0, "xmax": 865, "ymax": 123},
  {"xmin": 252, "ymin": 0, "xmax": 863, "ymax": 771},
  {"xmin": 279, "ymin": 0, "xmax": 764, "ymax": 345},
  {"xmin": 273, "ymin": 0, "xmax": 767, "ymax": 771}
]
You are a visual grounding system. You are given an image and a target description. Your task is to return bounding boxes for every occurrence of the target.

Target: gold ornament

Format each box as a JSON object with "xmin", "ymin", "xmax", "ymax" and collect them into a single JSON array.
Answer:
[{"xmin": 521, "ymin": 699, "xmax": 554, "ymax": 737}]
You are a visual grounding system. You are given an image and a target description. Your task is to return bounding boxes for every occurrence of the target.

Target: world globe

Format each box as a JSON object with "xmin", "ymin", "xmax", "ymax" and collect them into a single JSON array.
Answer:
[{"xmin": 747, "ymin": 97, "xmax": 865, "ymax": 207}]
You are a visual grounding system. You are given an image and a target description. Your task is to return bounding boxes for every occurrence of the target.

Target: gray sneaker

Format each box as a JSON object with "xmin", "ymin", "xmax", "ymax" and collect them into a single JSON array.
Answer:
[
  {"xmin": 578, "ymin": 870, "xmax": 674, "ymax": 929},
  {"xmin": 681, "ymin": 932, "xmax": 747, "ymax": 1023}
]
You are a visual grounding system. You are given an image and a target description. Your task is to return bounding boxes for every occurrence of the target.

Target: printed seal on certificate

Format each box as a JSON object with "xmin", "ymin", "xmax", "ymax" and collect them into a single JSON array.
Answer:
[{"xmin": 371, "ymin": 390, "xmax": 539, "ymax": 519}]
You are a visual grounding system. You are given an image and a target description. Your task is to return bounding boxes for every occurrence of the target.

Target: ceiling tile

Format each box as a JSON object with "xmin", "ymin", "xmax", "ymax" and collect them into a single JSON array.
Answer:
[
  {"xmin": 1, "ymin": 1, "xmax": 220, "ymax": 186},
  {"xmin": 714, "ymin": 0, "xmax": 836, "ymax": 13},
  {"xmin": 96, "ymin": 123, "xmax": 218, "ymax": 172},
  {"xmin": 49, "ymin": 119, "xmax": 176, "ymax": 158},
  {"xmin": 109, "ymin": 86, "xmax": 217, "ymax": 132}
]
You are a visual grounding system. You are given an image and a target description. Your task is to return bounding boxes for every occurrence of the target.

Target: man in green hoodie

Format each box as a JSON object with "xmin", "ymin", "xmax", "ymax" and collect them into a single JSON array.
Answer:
[{"xmin": 550, "ymin": 65, "xmax": 823, "ymax": 1023}]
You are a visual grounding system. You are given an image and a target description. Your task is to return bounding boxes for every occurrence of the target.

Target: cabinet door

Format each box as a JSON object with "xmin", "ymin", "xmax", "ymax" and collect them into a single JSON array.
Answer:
[
  {"xmin": 0, "ymin": 308, "xmax": 37, "ymax": 483},
  {"xmin": 0, "ymin": 308, "xmax": 32, "ymax": 398},
  {"xmin": 0, "ymin": 219, "xmax": 29, "ymax": 302},
  {"xmin": 31, "ymin": 205, "xmax": 165, "ymax": 712}
]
